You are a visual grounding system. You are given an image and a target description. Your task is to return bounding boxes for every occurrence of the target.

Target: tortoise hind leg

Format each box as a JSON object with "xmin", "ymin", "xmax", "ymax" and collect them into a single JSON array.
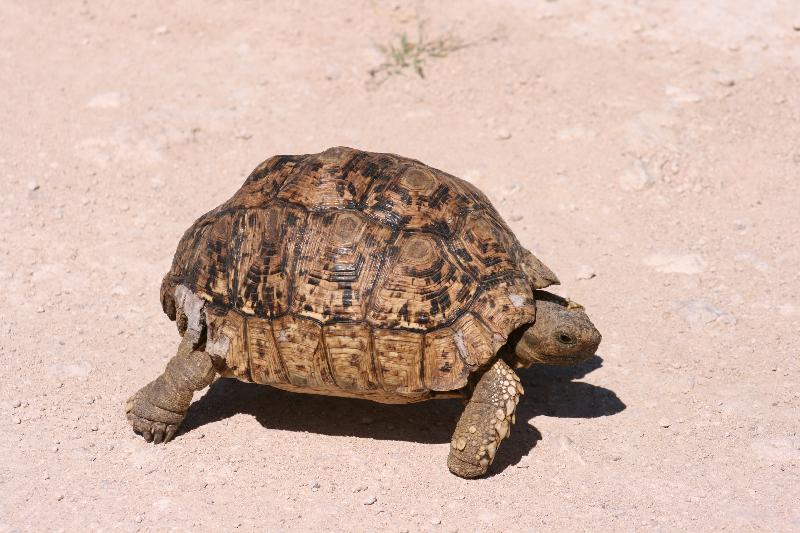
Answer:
[
  {"xmin": 447, "ymin": 358, "xmax": 524, "ymax": 478},
  {"xmin": 125, "ymin": 334, "xmax": 216, "ymax": 443}
]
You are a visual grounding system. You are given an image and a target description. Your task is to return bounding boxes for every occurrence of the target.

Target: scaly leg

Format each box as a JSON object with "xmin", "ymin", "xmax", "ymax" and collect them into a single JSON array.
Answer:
[
  {"xmin": 126, "ymin": 334, "xmax": 216, "ymax": 443},
  {"xmin": 447, "ymin": 358, "xmax": 524, "ymax": 478}
]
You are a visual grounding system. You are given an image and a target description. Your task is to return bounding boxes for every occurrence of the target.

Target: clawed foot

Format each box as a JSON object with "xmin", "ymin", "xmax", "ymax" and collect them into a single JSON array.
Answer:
[
  {"xmin": 125, "ymin": 382, "xmax": 186, "ymax": 444},
  {"xmin": 447, "ymin": 359, "xmax": 523, "ymax": 478}
]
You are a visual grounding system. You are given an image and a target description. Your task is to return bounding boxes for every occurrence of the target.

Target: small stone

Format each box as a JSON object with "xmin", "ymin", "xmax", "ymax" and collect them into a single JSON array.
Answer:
[
  {"xmin": 363, "ymin": 495, "xmax": 377, "ymax": 505},
  {"xmin": 430, "ymin": 517, "xmax": 442, "ymax": 525},
  {"xmin": 658, "ymin": 418, "xmax": 671, "ymax": 428},
  {"xmin": 644, "ymin": 253, "xmax": 706, "ymax": 274},
  {"xmin": 87, "ymin": 91, "xmax": 123, "ymax": 109},
  {"xmin": 665, "ymin": 85, "xmax": 702, "ymax": 104},
  {"xmin": 751, "ymin": 436, "xmax": 800, "ymax": 461},
  {"xmin": 134, "ymin": 514, "xmax": 143, "ymax": 523},
  {"xmin": 576, "ymin": 265, "xmax": 596, "ymax": 280},
  {"xmin": 619, "ymin": 159, "xmax": 656, "ymax": 191},
  {"xmin": 12, "ymin": 400, "xmax": 21, "ymax": 408},
  {"xmin": 673, "ymin": 300, "xmax": 733, "ymax": 329},
  {"xmin": 90, "ymin": 424, "xmax": 98, "ymax": 432},
  {"xmin": 311, "ymin": 481, "xmax": 320, "ymax": 491},
  {"xmin": 27, "ymin": 181, "xmax": 40, "ymax": 192},
  {"xmin": 56, "ymin": 494, "xmax": 64, "ymax": 502},
  {"xmin": 51, "ymin": 446, "xmax": 59, "ymax": 452},
  {"xmin": 154, "ymin": 25, "xmax": 169, "ymax": 35},
  {"xmin": 717, "ymin": 75, "xmax": 735, "ymax": 87},
  {"xmin": 43, "ymin": 471, "xmax": 50, "ymax": 480},
  {"xmin": 792, "ymin": 21, "xmax": 800, "ymax": 31},
  {"xmin": 324, "ymin": 65, "xmax": 341, "ymax": 81},
  {"xmin": 495, "ymin": 128, "xmax": 512, "ymax": 140},
  {"xmin": 12, "ymin": 416, "xmax": 21, "ymax": 424}
]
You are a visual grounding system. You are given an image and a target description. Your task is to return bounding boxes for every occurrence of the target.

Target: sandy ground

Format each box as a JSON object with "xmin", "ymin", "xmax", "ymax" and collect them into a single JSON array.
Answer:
[{"xmin": 2, "ymin": 0, "xmax": 799, "ymax": 531}]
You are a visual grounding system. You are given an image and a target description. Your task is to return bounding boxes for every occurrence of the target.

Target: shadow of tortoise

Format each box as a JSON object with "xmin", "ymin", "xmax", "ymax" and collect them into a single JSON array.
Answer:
[{"xmin": 179, "ymin": 354, "xmax": 624, "ymax": 475}]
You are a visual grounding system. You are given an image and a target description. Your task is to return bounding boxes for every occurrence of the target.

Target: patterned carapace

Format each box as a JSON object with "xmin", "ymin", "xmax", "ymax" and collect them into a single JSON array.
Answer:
[{"xmin": 159, "ymin": 147, "xmax": 558, "ymax": 401}]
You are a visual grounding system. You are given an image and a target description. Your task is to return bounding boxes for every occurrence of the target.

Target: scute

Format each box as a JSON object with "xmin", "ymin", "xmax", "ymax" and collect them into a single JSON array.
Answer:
[
  {"xmin": 162, "ymin": 147, "xmax": 552, "ymax": 401},
  {"xmin": 292, "ymin": 210, "xmax": 392, "ymax": 323},
  {"xmin": 367, "ymin": 232, "xmax": 478, "ymax": 330},
  {"xmin": 362, "ymin": 163, "xmax": 484, "ymax": 236}
]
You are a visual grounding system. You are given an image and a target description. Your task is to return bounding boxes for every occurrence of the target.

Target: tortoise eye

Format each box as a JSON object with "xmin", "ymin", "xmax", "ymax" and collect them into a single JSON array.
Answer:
[{"xmin": 557, "ymin": 332, "xmax": 574, "ymax": 345}]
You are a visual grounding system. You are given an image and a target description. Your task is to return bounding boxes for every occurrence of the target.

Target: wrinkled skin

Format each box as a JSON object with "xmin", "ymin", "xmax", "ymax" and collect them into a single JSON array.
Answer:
[
  {"xmin": 513, "ymin": 290, "xmax": 602, "ymax": 367},
  {"xmin": 447, "ymin": 291, "xmax": 601, "ymax": 478}
]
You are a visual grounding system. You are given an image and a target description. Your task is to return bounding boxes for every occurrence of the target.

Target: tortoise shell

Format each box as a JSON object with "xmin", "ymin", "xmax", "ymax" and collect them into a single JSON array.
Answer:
[{"xmin": 160, "ymin": 147, "xmax": 559, "ymax": 403}]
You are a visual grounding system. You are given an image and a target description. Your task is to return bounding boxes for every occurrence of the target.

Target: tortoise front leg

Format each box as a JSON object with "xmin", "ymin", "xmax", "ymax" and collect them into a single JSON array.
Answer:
[
  {"xmin": 125, "ymin": 334, "xmax": 216, "ymax": 443},
  {"xmin": 448, "ymin": 358, "xmax": 524, "ymax": 478}
]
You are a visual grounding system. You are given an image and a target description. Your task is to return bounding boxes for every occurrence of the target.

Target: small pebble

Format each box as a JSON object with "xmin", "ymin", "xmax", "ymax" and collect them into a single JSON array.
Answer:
[
  {"xmin": 658, "ymin": 418, "xmax": 671, "ymax": 428},
  {"xmin": 645, "ymin": 253, "xmax": 705, "ymax": 274},
  {"xmin": 793, "ymin": 21, "xmax": 800, "ymax": 31},
  {"xmin": 576, "ymin": 265, "xmax": 596, "ymax": 280},
  {"xmin": 430, "ymin": 517, "xmax": 442, "ymax": 525},
  {"xmin": 12, "ymin": 416, "xmax": 21, "ymax": 424},
  {"xmin": 619, "ymin": 159, "xmax": 656, "ymax": 191},
  {"xmin": 56, "ymin": 494, "xmax": 64, "ymax": 502},
  {"xmin": 27, "ymin": 181, "xmax": 40, "ymax": 192},
  {"xmin": 12, "ymin": 400, "xmax": 21, "ymax": 408},
  {"xmin": 673, "ymin": 300, "xmax": 733, "ymax": 329},
  {"xmin": 90, "ymin": 424, "xmax": 98, "ymax": 432},
  {"xmin": 87, "ymin": 91, "xmax": 122, "ymax": 109},
  {"xmin": 154, "ymin": 25, "xmax": 169, "ymax": 35},
  {"xmin": 717, "ymin": 75, "xmax": 735, "ymax": 87},
  {"xmin": 495, "ymin": 128, "xmax": 512, "ymax": 140},
  {"xmin": 363, "ymin": 495, "xmax": 377, "ymax": 505},
  {"xmin": 134, "ymin": 515, "xmax": 143, "ymax": 523},
  {"xmin": 311, "ymin": 481, "xmax": 320, "ymax": 491}
]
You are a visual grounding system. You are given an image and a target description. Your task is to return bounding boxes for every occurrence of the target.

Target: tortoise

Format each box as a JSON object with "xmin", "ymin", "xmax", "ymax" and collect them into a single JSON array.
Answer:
[{"xmin": 125, "ymin": 147, "xmax": 601, "ymax": 478}]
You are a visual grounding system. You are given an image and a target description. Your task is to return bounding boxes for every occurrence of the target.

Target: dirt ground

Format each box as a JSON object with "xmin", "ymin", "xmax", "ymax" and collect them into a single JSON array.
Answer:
[{"xmin": 2, "ymin": 0, "xmax": 799, "ymax": 531}]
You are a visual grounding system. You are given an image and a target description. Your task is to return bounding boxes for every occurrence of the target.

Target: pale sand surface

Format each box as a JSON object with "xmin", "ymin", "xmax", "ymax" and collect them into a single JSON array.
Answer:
[{"xmin": 1, "ymin": 1, "xmax": 799, "ymax": 531}]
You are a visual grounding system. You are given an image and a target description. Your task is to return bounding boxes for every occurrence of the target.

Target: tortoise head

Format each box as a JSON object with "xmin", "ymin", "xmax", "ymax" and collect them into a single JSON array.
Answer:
[{"xmin": 512, "ymin": 291, "xmax": 601, "ymax": 367}]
